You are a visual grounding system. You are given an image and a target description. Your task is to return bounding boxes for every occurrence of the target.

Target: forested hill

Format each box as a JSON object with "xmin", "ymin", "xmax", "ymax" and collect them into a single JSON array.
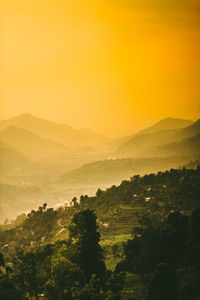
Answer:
[
  {"xmin": 1, "ymin": 167, "xmax": 199, "ymax": 255},
  {"xmin": 0, "ymin": 167, "xmax": 200, "ymax": 300},
  {"xmin": 59, "ymin": 156, "xmax": 199, "ymax": 185}
]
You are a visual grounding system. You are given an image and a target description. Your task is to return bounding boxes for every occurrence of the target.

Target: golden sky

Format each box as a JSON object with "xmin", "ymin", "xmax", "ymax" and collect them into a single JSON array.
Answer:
[{"xmin": 1, "ymin": 0, "xmax": 200, "ymax": 136}]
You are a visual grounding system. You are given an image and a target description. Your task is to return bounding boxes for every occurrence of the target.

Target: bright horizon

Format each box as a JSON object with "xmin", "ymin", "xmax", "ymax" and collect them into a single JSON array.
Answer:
[{"xmin": 1, "ymin": 0, "xmax": 200, "ymax": 136}]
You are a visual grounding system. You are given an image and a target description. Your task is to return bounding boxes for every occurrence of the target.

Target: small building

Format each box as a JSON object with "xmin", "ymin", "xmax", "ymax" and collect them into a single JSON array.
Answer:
[
  {"xmin": 145, "ymin": 197, "xmax": 151, "ymax": 202},
  {"xmin": 103, "ymin": 223, "xmax": 109, "ymax": 228},
  {"xmin": 26, "ymin": 294, "xmax": 46, "ymax": 300},
  {"xmin": 56, "ymin": 227, "xmax": 67, "ymax": 236}
]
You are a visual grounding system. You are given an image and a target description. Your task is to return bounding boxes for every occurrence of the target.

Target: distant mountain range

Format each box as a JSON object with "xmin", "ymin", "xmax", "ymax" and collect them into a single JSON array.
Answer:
[
  {"xmin": 137, "ymin": 117, "xmax": 193, "ymax": 135},
  {"xmin": 0, "ymin": 113, "xmax": 110, "ymax": 148},
  {"xmin": 0, "ymin": 126, "xmax": 68, "ymax": 157},
  {"xmin": 107, "ymin": 117, "xmax": 193, "ymax": 152},
  {"xmin": 0, "ymin": 114, "xmax": 198, "ymax": 183},
  {"xmin": 117, "ymin": 118, "xmax": 199, "ymax": 158},
  {"xmin": 0, "ymin": 115, "xmax": 195, "ymax": 157},
  {"xmin": 178, "ymin": 119, "xmax": 200, "ymax": 139},
  {"xmin": 58, "ymin": 117, "xmax": 199, "ymax": 186},
  {"xmin": 0, "ymin": 114, "xmax": 199, "ymax": 222},
  {"xmin": 153, "ymin": 134, "xmax": 200, "ymax": 157}
]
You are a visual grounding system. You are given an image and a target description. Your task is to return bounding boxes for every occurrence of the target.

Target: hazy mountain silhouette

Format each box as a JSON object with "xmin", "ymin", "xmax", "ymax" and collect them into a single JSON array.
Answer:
[
  {"xmin": 177, "ymin": 118, "xmax": 200, "ymax": 139},
  {"xmin": 153, "ymin": 134, "xmax": 200, "ymax": 157},
  {"xmin": 59, "ymin": 156, "xmax": 196, "ymax": 186},
  {"xmin": 117, "ymin": 129, "xmax": 177, "ymax": 157},
  {"xmin": 117, "ymin": 118, "xmax": 199, "ymax": 157},
  {"xmin": 0, "ymin": 114, "xmax": 110, "ymax": 148},
  {"xmin": 0, "ymin": 116, "xmax": 198, "ymax": 222},
  {"xmin": 0, "ymin": 126, "xmax": 67, "ymax": 157},
  {"xmin": 138, "ymin": 117, "xmax": 193, "ymax": 135},
  {"xmin": 0, "ymin": 142, "xmax": 29, "ymax": 173},
  {"xmin": 58, "ymin": 119, "xmax": 200, "ymax": 187}
]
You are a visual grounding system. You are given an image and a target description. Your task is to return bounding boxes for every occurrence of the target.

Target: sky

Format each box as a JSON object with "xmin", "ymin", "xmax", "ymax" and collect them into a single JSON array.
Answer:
[{"xmin": 1, "ymin": 0, "xmax": 200, "ymax": 136}]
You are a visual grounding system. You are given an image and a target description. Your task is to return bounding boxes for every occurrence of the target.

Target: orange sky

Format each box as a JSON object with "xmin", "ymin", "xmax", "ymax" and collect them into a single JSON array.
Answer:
[{"xmin": 1, "ymin": 0, "xmax": 200, "ymax": 136}]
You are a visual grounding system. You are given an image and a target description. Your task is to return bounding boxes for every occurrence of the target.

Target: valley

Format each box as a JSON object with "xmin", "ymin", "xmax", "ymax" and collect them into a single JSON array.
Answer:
[{"xmin": 0, "ymin": 114, "xmax": 199, "ymax": 222}]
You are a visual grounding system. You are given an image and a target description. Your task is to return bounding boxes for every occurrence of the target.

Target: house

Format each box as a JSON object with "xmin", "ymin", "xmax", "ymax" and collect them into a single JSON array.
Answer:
[{"xmin": 27, "ymin": 294, "xmax": 46, "ymax": 300}]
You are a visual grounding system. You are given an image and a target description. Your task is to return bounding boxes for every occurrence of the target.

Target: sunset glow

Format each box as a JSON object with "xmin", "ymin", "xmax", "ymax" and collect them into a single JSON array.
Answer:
[{"xmin": 1, "ymin": 0, "xmax": 200, "ymax": 136}]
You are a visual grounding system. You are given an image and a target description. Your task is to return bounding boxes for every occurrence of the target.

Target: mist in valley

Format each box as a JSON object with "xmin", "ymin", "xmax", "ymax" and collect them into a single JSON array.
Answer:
[{"xmin": 0, "ymin": 114, "xmax": 199, "ymax": 223}]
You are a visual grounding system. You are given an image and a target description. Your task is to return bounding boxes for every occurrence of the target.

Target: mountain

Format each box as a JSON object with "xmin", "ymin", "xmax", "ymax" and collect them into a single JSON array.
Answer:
[
  {"xmin": 153, "ymin": 134, "xmax": 200, "ymax": 157},
  {"xmin": 0, "ymin": 142, "xmax": 29, "ymax": 173},
  {"xmin": 138, "ymin": 117, "xmax": 193, "ymax": 135},
  {"xmin": 59, "ymin": 156, "xmax": 195, "ymax": 186},
  {"xmin": 117, "ymin": 129, "xmax": 178, "ymax": 157},
  {"xmin": 117, "ymin": 118, "xmax": 199, "ymax": 158},
  {"xmin": 105, "ymin": 118, "xmax": 192, "ymax": 153},
  {"xmin": 178, "ymin": 119, "xmax": 200, "ymax": 139},
  {"xmin": 105, "ymin": 134, "xmax": 136, "ymax": 152},
  {"xmin": 0, "ymin": 114, "xmax": 110, "ymax": 148},
  {"xmin": 0, "ymin": 126, "xmax": 67, "ymax": 157}
]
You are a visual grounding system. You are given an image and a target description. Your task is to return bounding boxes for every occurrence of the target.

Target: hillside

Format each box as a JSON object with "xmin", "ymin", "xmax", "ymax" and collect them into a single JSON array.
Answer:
[
  {"xmin": 1, "ymin": 167, "xmax": 199, "ymax": 257},
  {"xmin": 0, "ymin": 168, "xmax": 199, "ymax": 299},
  {"xmin": 0, "ymin": 126, "xmax": 68, "ymax": 157},
  {"xmin": 117, "ymin": 129, "xmax": 178, "ymax": 157},
  {"xmin": 59, "ymin": 156, "xmax": 196, "ymax": 186},
  {"xmin": 138, "ymin": 117, "xmax": 193, "ymax": 135},
  {"xmin": 0, "ymin": 113, "xmax": 110, "ymax": 148},
  {"xmin": 117, "ymin": 119, "xmax": 200, "ymax": 158},
  {"xmin": 150, "ymin": 134, "xmax": 200, "ymax": 157},
  {"xmin": 178, "ymin": 118, "xmax": 200, "ymax": 139},
  {"xmin": 2, "ymin": 155, "xmax": 199, "ymax": 222},
  {"xmin": 106, "ymin": 117, "xmax": 192, "ymax": 153},
  {"xmin": 0, "ymin": 142, "xmax": 29, "ymax": 173}
]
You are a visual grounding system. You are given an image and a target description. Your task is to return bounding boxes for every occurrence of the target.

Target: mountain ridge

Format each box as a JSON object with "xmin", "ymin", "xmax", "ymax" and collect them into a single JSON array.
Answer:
[
  {"xmin": 0, "ymin": 125, "xmax": 68, "ymax": 157},
  {"xmin": 117, "ymin": 118, "xmax": 199, "ymax": 157},
  {"xmin": 137, "ymin": 117, "xmax": 193, "ymax": 135},
  {"xmin": 0, "ymin": 113, "xmax": 110, "ymax": 148}
]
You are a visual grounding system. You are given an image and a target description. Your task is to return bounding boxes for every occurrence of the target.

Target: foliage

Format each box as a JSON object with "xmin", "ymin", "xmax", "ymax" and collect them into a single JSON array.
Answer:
[
  {"xmin": 0, "ymin": 168, "xmax": 200, "ymax": 298},
  {"xmin": 118, "ymin": 208, "xmax": 200, "ymax": 299}
]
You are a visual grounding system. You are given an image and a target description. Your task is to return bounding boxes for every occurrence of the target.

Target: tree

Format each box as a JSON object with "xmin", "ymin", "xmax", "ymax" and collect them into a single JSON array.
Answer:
[
  {"xmin": 146, "ymin": 263, "xmax": 178, "ymax": 300},
  {"xmin": 106, "ymin": 272, "xmax": 125, "ymax": 300},
  {"xmin": 43, "ymin": 203, "xmax": 47, "ymax": 211},
  {"xmin": 45, "ymin": 210, "xmax": 107, "ymax": 300},
  {"xmin": 45, "ymin": 245, "xmax": 83, "ymax": 300},
  {"xmin": 96, "ymin": 189, "xmax": 103, "ymax": 197},
  {"xmin": 0, "ymin": 276, "xmax": 20, "ymax": 300},
  {"xmin": 14, "ymin": 249, "xmax": 41, "ymax": 298},
  {"xmin": 68, "ymin": 209, "xmax": 106, "ymax": 282},
  {"xmin": 72, "ymin": 197, "xmax": 79, "ymax": 208},
  {"xmin": 0, "ymin": 253, "xmax": 20, "ymax": 300}
]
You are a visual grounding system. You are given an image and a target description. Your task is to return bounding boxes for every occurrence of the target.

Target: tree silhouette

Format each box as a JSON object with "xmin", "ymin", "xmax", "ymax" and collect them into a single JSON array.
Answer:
[{"xmin": 68, "ymin": 209, "xmax": 106, "ymax": 282}]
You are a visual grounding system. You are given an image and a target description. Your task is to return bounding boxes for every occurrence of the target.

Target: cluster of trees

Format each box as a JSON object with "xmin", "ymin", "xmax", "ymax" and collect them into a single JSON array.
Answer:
[
  {"xmin": 77, "ymin": 167, "xmax": 200, "ymax": 216},
  {"xmin": 1, "ymin": 168, "xmax": 199, "ymax": 251},
  {"xmin": 0, "ymin": 204, "xmax": 59, "ymax": 258},
  {"xmin": 0, "ymin": 210, "xmax": 124, "ymax": 300},
  {"xmin": 116, "ymin": 209, "xmax": 200, "ymax": 299}
]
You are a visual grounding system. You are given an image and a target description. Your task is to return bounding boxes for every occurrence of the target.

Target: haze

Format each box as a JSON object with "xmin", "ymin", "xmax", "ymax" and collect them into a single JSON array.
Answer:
[{"xmin": 1, "ymin": 0, "xmax": 200, "ymax": 136}]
